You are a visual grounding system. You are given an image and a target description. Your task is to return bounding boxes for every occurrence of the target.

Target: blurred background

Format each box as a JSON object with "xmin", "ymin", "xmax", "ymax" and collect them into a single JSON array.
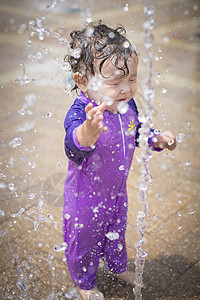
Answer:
[{"xmin": 0, "ymin": 0, "xmax": 199, "ymax": 299}]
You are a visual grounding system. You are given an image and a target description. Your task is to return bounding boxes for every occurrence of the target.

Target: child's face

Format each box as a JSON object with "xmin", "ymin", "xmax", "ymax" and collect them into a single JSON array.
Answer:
[{"xmin": 86, "ymin": 55, "xmax": 138, "ymax": 113}]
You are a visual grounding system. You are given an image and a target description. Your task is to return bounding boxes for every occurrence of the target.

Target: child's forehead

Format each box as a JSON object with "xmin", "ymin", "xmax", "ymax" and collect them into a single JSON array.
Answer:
[{"xmin": 94, "ymin": 55, "xmax": 138, "ymax": 77}]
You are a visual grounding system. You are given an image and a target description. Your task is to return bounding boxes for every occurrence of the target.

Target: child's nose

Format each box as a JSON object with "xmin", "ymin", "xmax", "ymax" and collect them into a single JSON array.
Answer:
[{"xmin": 121, "ymin": 84, "xmax": 130, "ymax": 93}]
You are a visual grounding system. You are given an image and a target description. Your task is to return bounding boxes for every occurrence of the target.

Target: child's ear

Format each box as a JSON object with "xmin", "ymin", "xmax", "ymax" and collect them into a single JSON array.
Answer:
[{"xmin": 73, "ymin": 72, "xmax": 88, "ymax": 93}]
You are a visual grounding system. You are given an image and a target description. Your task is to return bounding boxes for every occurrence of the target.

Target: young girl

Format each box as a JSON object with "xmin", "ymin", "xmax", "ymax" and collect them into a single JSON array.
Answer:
[{"xmin": 63, "ymin": 21, "xmax": 176, "ymax": 300}]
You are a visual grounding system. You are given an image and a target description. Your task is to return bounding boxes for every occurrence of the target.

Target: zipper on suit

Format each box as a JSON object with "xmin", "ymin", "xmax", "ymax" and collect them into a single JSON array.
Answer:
[{"xmin": 118, "ymin": 114, "xmax": 125, "ymax": 159}]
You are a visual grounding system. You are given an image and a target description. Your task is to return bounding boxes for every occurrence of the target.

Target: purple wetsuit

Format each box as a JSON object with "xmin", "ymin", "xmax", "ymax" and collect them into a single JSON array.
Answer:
[{"xmin": 63, "ymin": 91, "xmax": 160, "ymax": 290}]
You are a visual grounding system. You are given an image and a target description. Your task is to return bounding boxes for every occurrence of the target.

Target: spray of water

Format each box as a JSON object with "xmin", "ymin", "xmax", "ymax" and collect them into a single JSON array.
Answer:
[{"xmin": 133, "ymin": 1, "xmax": 156, "ymax": 299}]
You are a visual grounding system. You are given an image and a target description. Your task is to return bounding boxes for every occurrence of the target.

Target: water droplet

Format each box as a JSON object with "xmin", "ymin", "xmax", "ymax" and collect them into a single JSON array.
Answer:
[
  {"xmin": 9, "ymin": 137, "xmax": 22, "ymax": 148},
  {"xmin": 38, "ymin": 199, "xmax": 44, "ymax": 208},
  {"xmin": 139, "ymin": 183, "xmax": 148, "ymax": 191},
  {"xmin": 46, "ymin": 112, "xmax": 54, "ymax": 118},
  {"xmin": 70, "ymin": 48, "xmax": 81, "ymax": 59},
  {"xmin": 193, "ymin": 4, "xmax": 198, "ymax": 11},
  {"xmin": 24, "ymin": 93, "xmax": 37, "ymax": 107},
  {"xmin": 106, "ymin": 232, "xmax": 119, "ymax": 240},
  {"xmin": 138, "ymin": 115, "xmax": 147, "ymax": 123},
  {"xmin": 144, "ymin": 33, "xmax": 154, "ymax": 48},
  {"xmin": 123, "ymin": 41, "xmax": 130, "ymax": 48},
  {"xmin": 177, "ymin": 212, "xmax": 181, "ymax": 217},
  {"xmin": 88, "ymin": 75, "xmax": 102, "ymax": 92},
  {"xmin": 141, "ymin": 251, "xmax": 147, "ymax": 258},
  {"xmin": 161, "ymin": 88, "xmax": 167, "ymax": 94},
  {"xmin": 184, "ymin": 160, "xmax": 191, "ymax": 166},
  {"xmin": 75, "ymin": 223, "xmax": 83, "ymax": 229},
  {"xmin": 64, "ymin": 213, "xmax": 71, "ymax": 220},
  {"xmin": 117, "ymin": 101, "xmax": 128, "ymax": 114},
  {"xmin": 86, "ymin": 17, "xmax": 93, "ymax": 24},
  {"xmin": 118, "ymin": 243, "xmax": 123, "ymax": 251},
  {"xmin": 9, "ymin": 18, "xmax": 15, "ymax": 25},
  {"xmin": 27, "ymin": 39, "xmax": 32, "ymax": 45},
  {"xmin": 119, "ymin": 165, "xmax": 125, "ymax": 171},
  {"xmin": 176, "ymin": 133, "xmax": 185, "ymax": 143},
  {"xmin": 143, "ymin": 21, "xmax": 151, "ymax": 30},
  {"xmin": 0, "ymin": 210, "xmax": 5, "ymax": 217},
  {"xmin": 82, "ymin": 267, "xmax": 87, "ymax": 272},
  {"xmin": 10, "ymin": 207, "xmax": 25, "ymax": 218},
  {"xmin": 124, "ymin": 4, "xmax": 129, "ymax": 12},
  {"xmin": 85, "ymin": 26, "xmax": 94, "ymax": 37},
  {"xmin": 188, "ymin": 209, "xmax": 196, "ymax": 215},
  {"xmin": 186, "ymin": 122, "xmax": 191, "ymax": 130},
  {"xmin": 108, "ymin": 32, "xmax": 115, "ymax": 39},
  {"xmin": 162, "ymin": 152, "xmax": 168, "ymax": 158},
  {"xmin": 154, "ymin": 129, "xmax": 161, "ymax": 135},
  {"xmin": 167, "ymin": 139, "xmax": 174, "ymax": 146},
  {"xmin": 54, "ymin": 242, "xmax": 67, "ymax": 252},
  {"xmin": 177, "ymin": 224, "xmax": 182, "ymax": 230},
  {"xmin": 163, "ymin": 36, "xmax": 170, "ymax": 44},
  {"xmin": 0, "ymin": 182, "xmax": 7, "ymax": 189},
  {"xmin": 28, "ymin": 193, "xmax": 35, "ymax": 199},
  {"xmin": 136, "ymin": 156, "xmax": 142, "ymax": 163}
]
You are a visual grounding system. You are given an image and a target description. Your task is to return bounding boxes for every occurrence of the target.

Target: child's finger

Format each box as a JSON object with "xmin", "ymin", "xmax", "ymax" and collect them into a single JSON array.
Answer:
[
  {"xmin": 162, "ymin": 130, "xmax": 176, "ymax": 141},
  {"xmin": 85, "ymin": 102, "xmax": 93, "ymax": 117},
  {"xmin": 166, "ymin": 137, "xmax": 177, "ymax": 150},
  {"xmin": 86, "ymin": 106, "xmax": 100, "ymax": 121},
  {"xmin": 161, "ymin": 131, "xmax": 177, "ymax": 150},
  {"xmin": 97, "ymin": 101, "xmax": 108, "ymax": 113},
  {"xmin": 91, "ymin": 113, "xmax": 103, "ymax": 127}
]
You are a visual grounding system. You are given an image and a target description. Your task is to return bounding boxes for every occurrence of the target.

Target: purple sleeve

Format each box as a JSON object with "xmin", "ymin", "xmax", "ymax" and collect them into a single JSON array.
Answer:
[
  {"xmin": 72, "ymin": 127, "xmax": 96, "ymax": 152},
  {"xmin": 64, "ymin": 98, "xmax": 96, "ymax": 165}
]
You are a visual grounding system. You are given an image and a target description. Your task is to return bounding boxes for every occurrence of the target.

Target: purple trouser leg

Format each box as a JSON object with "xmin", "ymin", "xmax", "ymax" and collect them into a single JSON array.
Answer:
[{"xmin": 63, "ymin": 186, "xmax": 128, "ymax": 290}]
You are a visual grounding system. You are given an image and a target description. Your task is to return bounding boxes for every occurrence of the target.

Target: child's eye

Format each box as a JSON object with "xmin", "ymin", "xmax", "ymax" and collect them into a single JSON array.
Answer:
[{"xmin": 107, "ymin": 82, "xmax": 119, "ymax": 86}]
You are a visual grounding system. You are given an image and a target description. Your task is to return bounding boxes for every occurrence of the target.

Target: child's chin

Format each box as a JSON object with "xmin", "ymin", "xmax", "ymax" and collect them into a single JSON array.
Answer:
[{"xmin": 106, "ymin": 105, "xmax": 118, "ymax": 114}]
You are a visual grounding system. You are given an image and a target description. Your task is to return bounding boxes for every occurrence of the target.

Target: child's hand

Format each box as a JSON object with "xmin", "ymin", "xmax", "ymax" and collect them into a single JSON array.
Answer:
[
  {"xmin": 77, "ymin": 102, "xmax": 108, "ymax": 147},
  {"xmin": 85, "ymin": 102, "xmax": 108, "ymax": 134},
  {"xmin": 154, "ymin": 130, "xmax": 177, "ymax": 151}
]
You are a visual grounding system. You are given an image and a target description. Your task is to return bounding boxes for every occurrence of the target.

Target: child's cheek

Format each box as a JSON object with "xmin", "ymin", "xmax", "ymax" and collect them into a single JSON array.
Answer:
[{"xmin": 106, "ymin": 87, "xmax": 118, "ymax": 99}]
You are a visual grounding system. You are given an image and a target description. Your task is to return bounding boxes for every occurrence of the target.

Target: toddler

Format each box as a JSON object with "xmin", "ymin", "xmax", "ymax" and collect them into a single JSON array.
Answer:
[{"xmin": 63, "ymin": 21, "xmax": 176, "ymax": 300}]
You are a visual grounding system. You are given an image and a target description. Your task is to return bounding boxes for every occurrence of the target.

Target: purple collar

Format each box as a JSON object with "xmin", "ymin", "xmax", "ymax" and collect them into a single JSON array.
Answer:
[{"xmin": 78, "ymin": 91, "xmax": 95, "ymax": 105}]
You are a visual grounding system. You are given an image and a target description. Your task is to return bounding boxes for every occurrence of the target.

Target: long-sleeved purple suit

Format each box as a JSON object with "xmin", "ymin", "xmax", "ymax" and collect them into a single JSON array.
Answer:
[{"xmin": 63, "ymin": 91, "xmax": 160, "ymax": 290}]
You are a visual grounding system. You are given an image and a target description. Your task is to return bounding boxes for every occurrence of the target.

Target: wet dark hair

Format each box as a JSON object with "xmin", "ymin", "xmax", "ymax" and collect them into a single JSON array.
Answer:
[{"xmin": 64, "ymin": 20, "xmax": 138, "ymax": 91}]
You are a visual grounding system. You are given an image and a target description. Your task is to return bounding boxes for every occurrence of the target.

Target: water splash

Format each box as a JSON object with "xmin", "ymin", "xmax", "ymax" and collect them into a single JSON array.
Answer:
[
  {"xmin": 28, "ymin": 15, "xmax": 50, "ymax": 41},
  {"xmin": 9, "ymin": 137, "xmax": 22, "ymax": 148},
  {"xmin": 1, "ymin": 230, "xmax": 30, "ymax": 298},
  {"xmin": 117, "ymin": 101, "xmax": 129, "ymax": 114},
  {"xmin": 105, "ymin": 232, "xmax": 120, "ymax": 240},
  {"xmin": 134, "ymin": 1, "xmax": 156, "ymax": 299},
  {"xmin": 15, "ymin": 63, "xmax": 31, "ymax": 87},
  {"xmin": 176, "ymin": 133, "xmax": 186, "ymax": 143},
  {"xmin": 10, "ymin": 207, "xmax": 25, "ymax": 218}
]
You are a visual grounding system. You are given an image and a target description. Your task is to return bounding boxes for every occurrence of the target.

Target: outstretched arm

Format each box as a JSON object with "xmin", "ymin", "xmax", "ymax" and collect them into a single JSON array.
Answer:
[{"xmin": 77, "ymin": 102, "xmax": 108, "ymax": 147}]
